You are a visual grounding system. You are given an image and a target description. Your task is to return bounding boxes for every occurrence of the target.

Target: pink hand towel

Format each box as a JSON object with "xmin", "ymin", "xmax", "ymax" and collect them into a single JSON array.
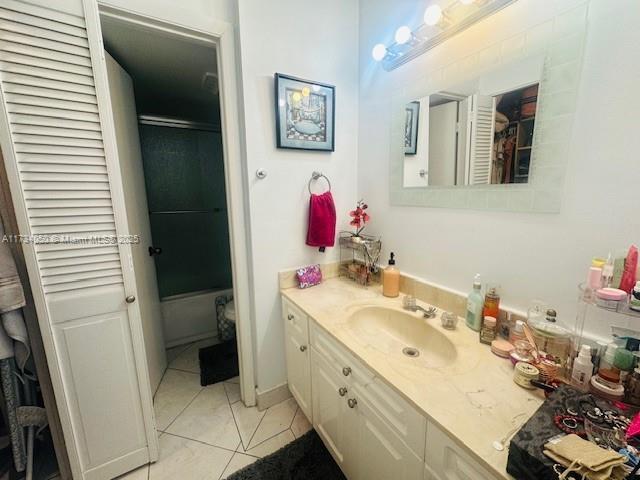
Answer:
[{"xmin": 306, "ymin": 191, "xmax": 336, "ymax": 252}]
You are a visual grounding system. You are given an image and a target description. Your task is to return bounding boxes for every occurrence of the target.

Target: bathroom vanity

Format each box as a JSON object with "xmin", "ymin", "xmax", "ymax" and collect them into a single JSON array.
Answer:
[{"xmin": 281, "ymin": 277, "xmax": 544, "ymax": 480}]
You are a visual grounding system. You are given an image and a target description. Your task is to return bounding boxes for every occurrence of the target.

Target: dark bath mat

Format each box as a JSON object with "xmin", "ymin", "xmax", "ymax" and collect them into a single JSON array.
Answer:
[
  {"xmin": 227, "ymin": 430, "xmax": 346, "ymax": 480},
  {"xmin": 199, "ymin": 340, "xmax": 239, "ymax": 386}
]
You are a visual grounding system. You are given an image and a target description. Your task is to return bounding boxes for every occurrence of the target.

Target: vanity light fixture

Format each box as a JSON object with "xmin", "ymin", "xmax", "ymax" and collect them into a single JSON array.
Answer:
[
  {"xmin": 423, "ymin": 4, "xmax": 444, "ymax": 27},
  {"xmin": 371, "ymin": 43, "xmax": 387, "ymax": 61},
  {"xmin": 395, "ymin": 26, "xmax": 412, "ymax": 44},
  {"xmin": 371, "ymin": 0, "xmax": 518, "ymax": 71}
]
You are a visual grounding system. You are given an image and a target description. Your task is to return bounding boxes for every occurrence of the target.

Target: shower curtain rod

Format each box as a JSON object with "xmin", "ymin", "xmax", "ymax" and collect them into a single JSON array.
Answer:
[{"xmin": 138, "ymin": 115, "xmax": 221, "ymax": 132}]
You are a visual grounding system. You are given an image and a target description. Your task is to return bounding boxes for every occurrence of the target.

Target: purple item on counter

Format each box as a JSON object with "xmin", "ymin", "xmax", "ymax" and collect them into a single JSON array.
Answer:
[{"xmin": 296, "ymin": 265, "xmax": 323, "ymax": 289}]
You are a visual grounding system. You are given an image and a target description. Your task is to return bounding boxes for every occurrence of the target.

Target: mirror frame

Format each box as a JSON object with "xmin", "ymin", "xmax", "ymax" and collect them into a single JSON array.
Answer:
[{"xmin": 389, "ymin": 4, "xmax": 588, "ymax": 213}]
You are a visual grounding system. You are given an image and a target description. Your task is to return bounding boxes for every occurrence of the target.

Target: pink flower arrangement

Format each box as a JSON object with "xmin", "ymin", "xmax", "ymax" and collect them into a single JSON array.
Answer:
[{"xmin": 349, "ymin": 200, "xmax": 370, "ymax": 236}]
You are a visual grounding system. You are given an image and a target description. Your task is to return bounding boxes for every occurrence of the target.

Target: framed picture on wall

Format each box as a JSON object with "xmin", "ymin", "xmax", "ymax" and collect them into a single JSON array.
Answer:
[
  {"xmin": 404, "ymin": 101, "xmax": 420, "ymax": 155},
  {"xmin": 274, "ymin": 73, "xmax": 335, "ymax": 151}
]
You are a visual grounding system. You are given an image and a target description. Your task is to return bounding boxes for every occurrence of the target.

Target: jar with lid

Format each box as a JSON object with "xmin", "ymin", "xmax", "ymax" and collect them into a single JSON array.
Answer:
[
  {"xmin": 480, "ymin": 316, "xmax": 497, "ymax": 345},
  {"xmin": 527, "ymin": 308, "xmax": 573, "ymax": 377}
]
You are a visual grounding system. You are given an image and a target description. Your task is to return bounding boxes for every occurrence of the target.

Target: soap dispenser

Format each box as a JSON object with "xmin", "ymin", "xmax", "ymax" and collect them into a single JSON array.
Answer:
[{"xmin": 383, "ymin": 252, "xmax": 400, "ymax": 298}]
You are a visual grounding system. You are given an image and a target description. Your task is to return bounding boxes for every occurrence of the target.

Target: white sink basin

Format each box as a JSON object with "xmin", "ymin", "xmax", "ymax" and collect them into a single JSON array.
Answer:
[{"xmin": 344, "ymin": 306, "xmax": 457, "ymax": 368}]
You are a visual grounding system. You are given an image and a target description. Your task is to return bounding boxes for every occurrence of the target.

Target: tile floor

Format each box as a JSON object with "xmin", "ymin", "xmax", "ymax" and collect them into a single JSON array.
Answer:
[{"xmin": 118, "ymin": 339, "xmax": 312, "ymax": 480}]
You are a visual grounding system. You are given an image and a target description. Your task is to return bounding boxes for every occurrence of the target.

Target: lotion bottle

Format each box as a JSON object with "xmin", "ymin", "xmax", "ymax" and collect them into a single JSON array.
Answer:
[
  {"xmin": 465, "ymin": 274, "xmax": 484, "ymax": 331},
  {"xmin": 382, "ymin": 252, "xmax": 400, "ymax": 298},
  {"xmin": 571, "ymin": 344, "xmax": 594, "ymax": 392}
]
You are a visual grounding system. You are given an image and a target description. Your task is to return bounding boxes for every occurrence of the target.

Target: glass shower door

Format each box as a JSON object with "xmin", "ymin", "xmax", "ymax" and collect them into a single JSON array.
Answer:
[{"xmin": 139, "ymin": 123, "xmax": 233, "ymax": 298}]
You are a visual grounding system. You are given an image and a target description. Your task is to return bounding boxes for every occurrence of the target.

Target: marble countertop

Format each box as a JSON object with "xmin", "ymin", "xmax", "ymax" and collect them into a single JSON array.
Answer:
[{"xmin": 281, "ymin": 277, "xmax": 545, "ymax": 479}]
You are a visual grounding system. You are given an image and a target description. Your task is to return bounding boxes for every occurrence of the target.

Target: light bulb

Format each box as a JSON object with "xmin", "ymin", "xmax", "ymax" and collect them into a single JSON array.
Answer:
[
  {"xmin": 371, "ymin": 43, "xmax": 387, "ymax": 61},
  {"xmin": 460, "ymin": 0, "xmax": 475, "ymax": 4},
  {"xmin": 423, "ymin": 4, "xmax": 443, "ymax": 26},
  {"xmin": 395, "ymin": 26, "xmax": 412, "ymax": 45}
]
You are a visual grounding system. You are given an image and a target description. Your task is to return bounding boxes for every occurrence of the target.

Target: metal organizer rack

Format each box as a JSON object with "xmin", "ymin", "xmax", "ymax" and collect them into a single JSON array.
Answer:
[{"xmin": 338, "ymin": 232, "xmax": 382, "ymax": 286}]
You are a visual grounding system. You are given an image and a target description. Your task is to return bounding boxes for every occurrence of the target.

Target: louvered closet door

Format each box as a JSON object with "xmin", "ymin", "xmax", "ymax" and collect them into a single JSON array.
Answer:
[
  {"xmin": 0, "ymin": 1, "xmax": 157, "ymax": 479},
  {"xmin": 467, "ymin": 94, "xmax": 496, "ymax": 185}
]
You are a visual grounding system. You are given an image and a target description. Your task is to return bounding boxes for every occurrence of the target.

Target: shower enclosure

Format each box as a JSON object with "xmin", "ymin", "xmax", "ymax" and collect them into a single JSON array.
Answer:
[{"xmin": 138, "ymin": 117, "xmax": 233, "ymax": 344}]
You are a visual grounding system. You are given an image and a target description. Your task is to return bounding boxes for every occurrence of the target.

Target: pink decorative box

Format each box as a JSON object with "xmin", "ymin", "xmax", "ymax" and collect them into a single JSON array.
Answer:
[{"xmin": 296, "ymin": 264, "xmax": 322, "ymax": 289}]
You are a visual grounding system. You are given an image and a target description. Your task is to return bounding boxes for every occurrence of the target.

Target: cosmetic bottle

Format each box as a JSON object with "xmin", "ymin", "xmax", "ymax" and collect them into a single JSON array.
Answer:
[
  {"xmin": 631, "ymin": 282, "xmax": 640, "ymax": 312},
  {"xmin": 571, "ymin": 344, "xmax": 594, "ymax": 392},
  {"xmin": 483, "ymin": 285, "xmax": 500, "ymax": 319},
  {"xmin": 620, "ymin": 245, "xmax": 638, "ymax": 293},
  {"xmin": 465, "ymin": 274, "xmax": 484, "ymax": 332},
  {"xmin": 382, "ymin": 252, "xmax": 400, "ymax": 298},
  {"xmin": 509, "ymin": 320, "xmax": 526, "ymax": 344},
  {"xmin": 602, "ymin": 253, "xmax": 615, "ymax": 288}
]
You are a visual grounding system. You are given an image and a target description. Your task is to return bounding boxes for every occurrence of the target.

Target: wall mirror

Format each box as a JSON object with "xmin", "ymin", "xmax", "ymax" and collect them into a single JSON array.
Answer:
[
  {"xmin": 390, "ymin": 4, "xmax": 588, "ymax": 213},
  {"xmin": 404, "ymin": 55, "xmax": 542, "ymax": 188}
]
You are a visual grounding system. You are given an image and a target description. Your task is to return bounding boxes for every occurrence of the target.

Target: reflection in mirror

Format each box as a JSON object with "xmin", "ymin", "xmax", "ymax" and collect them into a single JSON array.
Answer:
[{"xmin": 405, "ymin": 84, "xmax": 538, "ymax": 187}]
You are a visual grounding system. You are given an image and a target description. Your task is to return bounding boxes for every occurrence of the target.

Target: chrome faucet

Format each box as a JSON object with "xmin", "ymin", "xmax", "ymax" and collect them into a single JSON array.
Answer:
[{"xmin": 402, "ymin": 295, "xmax": 437, "ymax": 318}]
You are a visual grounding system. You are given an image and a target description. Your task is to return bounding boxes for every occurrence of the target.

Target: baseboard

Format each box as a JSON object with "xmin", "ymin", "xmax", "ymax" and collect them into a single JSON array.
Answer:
[
  {"xmin": 256, "ymin": 382, "xmax": 292, "ymax": 411},
  {"xmin": 165, "ymin": 331, "xmax": 217, "ymax": 349}
]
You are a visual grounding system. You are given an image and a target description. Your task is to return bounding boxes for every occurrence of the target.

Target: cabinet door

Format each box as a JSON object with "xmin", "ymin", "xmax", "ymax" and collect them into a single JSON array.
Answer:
[
  {"xmin": 351, "ymin": 385, "xmax": 423, "ymax": 480},
  {"xmin": 311, "ymin": 347, "xmax": 351, "ymax": 473},
  {"xmin": 425, "ymin": 420, "xmax": 496, "ymax": 480},
  {"xmin": 285, "ymin": 320, "xmax": 311, "ymax": 420}
]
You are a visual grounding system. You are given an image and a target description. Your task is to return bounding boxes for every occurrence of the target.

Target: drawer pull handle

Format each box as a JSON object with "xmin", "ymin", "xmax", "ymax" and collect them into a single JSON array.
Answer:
[
  {"xmin": 342, "ymin": 367, "xmax": 352, "ymax": 376},
  {"xmin": 348, "ymin": 398, "xmax": 358, "ymax": 408},
  {"xmin": 338, "ymin": 387, "xmax": 348, "ymax": 397},
  {"xmin": 287, "ymin": 314, "xmax": 294, "ymax": 321},
  {"xmin": 299, "ymin": 345, "xmax": 307, "ymax": 352}
]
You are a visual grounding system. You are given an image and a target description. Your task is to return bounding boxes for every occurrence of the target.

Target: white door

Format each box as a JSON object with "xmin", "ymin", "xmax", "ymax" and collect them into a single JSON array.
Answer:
[
  {"xmin": 427, "ymin": 101, "xmax": 458, "ymax": 187},
  {"xmin": 105, "ymin": 52, "xmax": 166, "ymax": 393},
  {"xmin": 284, "ymin": 319, "xmax": 311, "ymax": 420},
  {"xmin": 311, "ymin": 348, "xmax": 351, "ymax": 473},
  {"xmin": 0, "ymin": 0, "xmax": 157, "ymax": 478},
  {"xmin": 466, "ymin": 94, "xmax": 496, "ymax": 185},
  {"xmin": 351, "ymin": 386, "xmax": 423, "ymax": 480}
]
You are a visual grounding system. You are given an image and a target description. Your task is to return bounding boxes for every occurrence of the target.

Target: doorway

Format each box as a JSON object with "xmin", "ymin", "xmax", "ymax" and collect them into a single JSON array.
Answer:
[{"xmin": 98, "ymin": 8, "xmax": 255, "ymax": 408}]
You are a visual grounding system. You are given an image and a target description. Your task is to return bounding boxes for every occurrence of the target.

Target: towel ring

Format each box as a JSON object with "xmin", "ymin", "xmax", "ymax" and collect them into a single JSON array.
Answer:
[{"xmin": 308, "ymin": 171, "xmax": 331, "ymax": 194}]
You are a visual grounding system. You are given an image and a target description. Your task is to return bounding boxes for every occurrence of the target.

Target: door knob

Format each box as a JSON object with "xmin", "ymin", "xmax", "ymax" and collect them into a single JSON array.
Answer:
[
  {"xmin": 338, "ymin": 387, "xmax": 347, "ymax": 397},
  {"xmin": 287, "ymin": 314, "xmax": 294, "ymax": 321},
  {"xmin": 348, "ymin": 398, "xmax": 358, "ymax": 409},
  {"xmin": 342, "ymin": 367, "xmax": 352, "ymax": 376},
  {"xmin": 125, "ymin": 295, "xmax": 136, "ymax": 304},
  {"xmin": 299, "ymin": 345, "xmax": 307, "ymax": 352},
  {"xmin": 148, "ymin": 246, "xmax": 162, "ymax": 256}
]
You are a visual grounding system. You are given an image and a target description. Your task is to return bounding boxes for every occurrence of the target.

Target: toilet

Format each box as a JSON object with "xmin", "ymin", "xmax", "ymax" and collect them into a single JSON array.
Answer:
[
  {"xmin": 224, "ymin": 300, "xmax": 236, "ymax": 325},
  {"xmin": 218, "ymin": 299, "xmax": 236, "ymax": 341}
]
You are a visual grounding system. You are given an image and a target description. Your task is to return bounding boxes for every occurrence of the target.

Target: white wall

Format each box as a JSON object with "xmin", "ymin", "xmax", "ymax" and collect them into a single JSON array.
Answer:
[
  {"xmin": 237, "ymin": 0, "xmax": 360, "ymax": 393},
  {"xmin": 98, "ymin": 0, "xmax": 237, "ymax": 31},
  {"xmin": 358, "ymin": 0, "xmax": 640, "ymax": 334}
]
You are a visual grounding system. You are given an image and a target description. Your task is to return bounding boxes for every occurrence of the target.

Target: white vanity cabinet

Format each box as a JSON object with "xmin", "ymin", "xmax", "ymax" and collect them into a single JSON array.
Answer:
[
  {"xmin": 308, "ymin": 320, "xmax": 424, "ymax": 480},
  {"xmin": 282, "ymin": 299, "xmax": 312, "ymax": 419},
  {"xmin": 282, "ymin": 294, "xmax": 502, "ymax": 480}
]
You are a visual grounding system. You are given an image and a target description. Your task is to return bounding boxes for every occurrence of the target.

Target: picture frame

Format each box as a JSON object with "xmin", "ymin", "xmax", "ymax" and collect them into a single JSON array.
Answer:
[
  {"xmin": 404, "ymin": 101, "xmax": 420, "ymax": 155},
  {"xmin": 274, "ymin": 73, "xmax": 335, "ymax": 151}
]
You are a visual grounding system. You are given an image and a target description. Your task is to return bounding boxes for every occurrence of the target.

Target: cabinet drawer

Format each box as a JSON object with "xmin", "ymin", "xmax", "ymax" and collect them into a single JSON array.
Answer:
[
  {"xmin": 310, "ymin": 321, "xmax": 373, "ymax": 387},
  {"xmin": 360, "ymin": 377, "xmax": 426, "ymax": 460},
  {"xmin": 425, "ymin": 421, "xmax": 496, "ymax": 480},
  {"xmin": 282, "ymin": 298, "xmax": 309, "ymax": 342}
]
